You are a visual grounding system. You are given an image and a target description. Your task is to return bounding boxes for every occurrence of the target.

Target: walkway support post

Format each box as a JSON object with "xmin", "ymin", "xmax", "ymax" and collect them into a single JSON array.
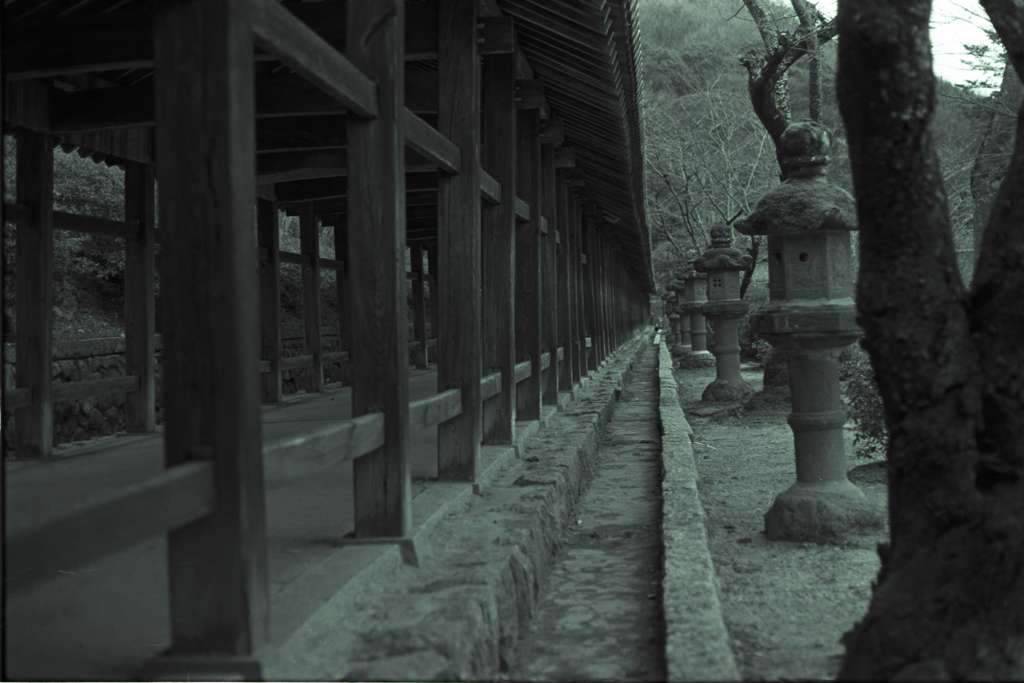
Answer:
[
  {"xmin": 556, "ymin": 169, "xmax": 573, "ymax": 393},
  {"xmin": 540, "ymin": 139, "xmax": 559, "ymax": 404},
  {"xmin": 411, "ymin": 244, "xmax": 428, "ymax": 369},
  {"xmin": 300, "ymin": 203, "xmax": 324, "ymax": 392},
  {"xmin": 125, "ymin": 162, "xmax": 156, "ymax": 431},
  {"xmin": 515, "ymin": 104, "xmax": 542, "ymax": 420},
  {"xmin": 481, "ymin": 49, "xmax": 517, "ymax": 444},
  {"xmin": 437, "ymin": 0, "xmax": 482, "ymax": 479},
  {"xmin": 334, "ymin": 223, "xmax": 351, "ymax": 358},
  {"xmin": 582, "ymin": 202, "xmax": 599, "ymax": 372},
  {"xmin": 258, "ymin": 198, "xmax": 282, "ymax": 403},
  {"xmin": 14, "ymin": 129, "xmax": 54, "ymax": 458},
  {"xmin": 152, "ymin": 0, "xmax": 268, "ymax": 671},
  {"xmin": 347, "ymin": 0, "xmax": 411, "ymax": 536}
]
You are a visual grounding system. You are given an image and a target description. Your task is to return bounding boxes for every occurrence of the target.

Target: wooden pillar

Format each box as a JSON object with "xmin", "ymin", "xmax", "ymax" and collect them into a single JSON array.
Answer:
[
  {"xmin": 152, "ymin": 0, "xmax": 268, "ymax": 667},
  {"xmin": 590, "ymin": 227, "xmax": 605, "ymax": 365},
  {"xmin": 481, "ymin": 51, "xmax": 517, "ymax": 444},
  {"xmin": 515, "ymin": 108, "xmax": 542, "ymax": 420},
  {"xmin": 556, "ymin": 171, "xmax": 574, "ymax": 392},
  {"xmin": 125, "ymin": 163, "xmax": 157, "ymax": 431},
  {"xmin": 427, "ymin": 243, "xmax": 438, "ymax": 338},
  {"xmin": 437, "ymin": 0, "xmax": 482, "ymax": 480},
  {"xmin": 540, "ymin": 143, "xmax": 559, "ymax": 404},
  {"xmin": 601, "ymin": 236, "xmax": 613, "ymax": 358},
  {"xmin": 257, "ymin": 199, "xmax": 282, "ymax": 403},
  {"xmin": 569, "ymin": 192, "xmax": 586, "ymax": 381},
  {"xmin": 347, "ymin": 0, "xmax": 411, "ymax": 536},
  {"xmin": 14, "ymin": 129, "xmax": 54, "ymax": 458},
  {"xmin": 582, "ymin": 206, "xmax": 598, "ymax": 372},
  {"xmin": 299, "ymin": 204, "xmax": 323, "ymax": 392},
  {"xmin": 334, "ymin": 222, "xmax": 351, "ymax": 355},
  {"xmin": 411, "ymin": 244, "xmax": 428, "ymax": 369}
]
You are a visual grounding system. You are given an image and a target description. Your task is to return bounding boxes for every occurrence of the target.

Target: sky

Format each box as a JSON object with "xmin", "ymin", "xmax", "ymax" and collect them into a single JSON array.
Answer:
[{"xmin": 814, "ymin": 0, "xmax": 1000, "ymax": 89}]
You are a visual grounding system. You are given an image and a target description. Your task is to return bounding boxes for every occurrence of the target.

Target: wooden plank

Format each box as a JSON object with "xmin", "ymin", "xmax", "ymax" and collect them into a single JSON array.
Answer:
[
  {"xmin": 52, "ymin": 375, "xmax": 139, "ymax": 402},
  {"xmin": 514, "ymin": 360, "xmax": 532, "ymax": 384},
  {"xmin": 258, "ymin": 199, "xmax": 282, "ymax": 403},
  {"xmin": 300, "ymin": 205, "xmax": 324, "ymax": 393},
  {"xmin": 480, "ymin": 170, "xmax": 501, "ymax": 206},
  {"xmin": 412, "ymin": 244, "xmax": 429, "ymax": 369},
  {"xmin": 53, "ymin": 210, "xmax": 126, "ymax": 238},
  {"xmin": 409, "ymin": 388, "xmax": 463, "ymax": 430},
  {"xmin": 516, "ymin": 109, "xmax": 542, "ymax": 420},
  {"xmin": 7, "ymin": 462, "xmax": 215, "ymax": 592},
  {"xmin": 541, "ymin": 142, "xmax": 559, "ymax": 404},
  {"xmin": 318, "ymin": 257, "xmax": 340, "ymax": 270},
  {"xmin": 14, "ymin": 129, "xmax": 54, "ymax": 458},
  {"xmin": 347, "ymin": 0, "xmax": 412, "ymax": 537},
  {"xmin": 436, "ymin": 0, "xmax": 483, "ymax": 481},
  {"xmin": 124, "ymin": 162, "xmax": 156, "ymax": 431},
  {"xmin": 279, "ymin": 250, "xmax": 304, "ymax": 265},
  {"xmin": 404, "ymin": 109, "xmax": 461, "ymax": 175},
  {"xmin": 262, "ymin": 413, "xmax": 384, "ymax": 483},
  {"xmin": 154, "ymin": 0, "xmax": 268, "ymax": 660},
  {"xmin": 252, "ymin": 0, "xmax": 377, "ymax": 119},
  {"xmin": 480, "ymin": 371, "xmax": 502, "ymax": 402},
  {"xmin": 480, "ymin": 50, "xmax": 517, "ymax": 445}
]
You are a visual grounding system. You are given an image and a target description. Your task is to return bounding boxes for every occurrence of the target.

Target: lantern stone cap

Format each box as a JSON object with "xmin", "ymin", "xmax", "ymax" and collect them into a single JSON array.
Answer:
[
  {"xmin": 694, "ymin": 223, "xmax": 752, "ymax": 273},
  {"xmin": 734, "ymin": 121, "xmax": 857, "ymax": 237}
]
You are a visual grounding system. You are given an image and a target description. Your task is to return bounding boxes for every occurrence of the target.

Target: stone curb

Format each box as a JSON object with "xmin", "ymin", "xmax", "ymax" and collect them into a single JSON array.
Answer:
[
  {"xmin": 657, "ymin": 339, "xmax": 741, "ymax": 682},
  {"xmin": 264, "ymin": 331, "xmax": 650, "ymax": 680}
]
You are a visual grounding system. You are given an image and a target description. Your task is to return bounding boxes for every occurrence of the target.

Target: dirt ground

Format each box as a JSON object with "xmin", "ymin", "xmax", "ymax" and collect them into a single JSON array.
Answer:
[{"xmin": 675, "ymin": 361, "xmax": 888, "ymax": 680}]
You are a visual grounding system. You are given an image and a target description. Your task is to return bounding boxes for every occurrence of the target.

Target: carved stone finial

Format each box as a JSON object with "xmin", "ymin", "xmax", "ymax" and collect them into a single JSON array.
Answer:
[
  {"xmin": 694, "ymin": 224, "xmax": 752, "ymax": 274},
  {"xmin": 709, "ymin": 222, "xmax": 732, "ymax": 248},
  {"xmin": 779, "ymin": 120, "xmax": 831, "ymax": 177}
]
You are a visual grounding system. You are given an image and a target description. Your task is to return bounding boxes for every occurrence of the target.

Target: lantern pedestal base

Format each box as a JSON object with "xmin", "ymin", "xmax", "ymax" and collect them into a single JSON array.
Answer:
[
  {"xmin": 701, "ymin": 377, "xmax": 753, "ymax": 402},
  {"xmin": 763, "ymin": 479, "xmax": 883, "ymax": 545}
]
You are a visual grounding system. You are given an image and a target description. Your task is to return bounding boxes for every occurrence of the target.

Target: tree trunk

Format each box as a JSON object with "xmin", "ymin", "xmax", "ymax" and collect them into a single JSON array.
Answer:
[{"xmin": 836, "ymin": 1, "xmax": 1024, "ymax": 679}]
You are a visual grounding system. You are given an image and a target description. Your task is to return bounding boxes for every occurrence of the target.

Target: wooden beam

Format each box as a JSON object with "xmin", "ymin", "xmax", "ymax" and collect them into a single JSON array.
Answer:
[
  {"xmin": 514, "ymin": 197, "xmax": 530, "ymax": 222},
  {"xmin": 436, "ymin": 0, "xmax": 483, "ymax": 481},
  {"xmin": 6, "ymin": 462, "xmax": 215, "ymax": 593},
  {"xmin": 515, "ymin": 79, "xmax": 549, "ymax": 119},
  {"xmin": 481, "ymin": 50, "xmax": 517, "ymax": 445},
  {"xmin": 404, "ymin": 109, "xmax": 461, "ymax": 175},
  {"xmin": 124, "ymin": 162, "xmax": 156, "ymax": 431},
  {"xmin": 258, "ymin": 199, "xmax": 282, "ymax": 403},
  {"xmin": 480, "ymin": 371, "xmax": 502, "ymax": 402},
  {"xmin": 514, "ymin": 360, "xmax": 532, "ymax": 384},
  {"xmin": 252, "ymin": 0, "xmax": 377, "ymax": 119},
  {"xmin": 280, "ymin": 354, "xmax": 314, "ymax": 371},
  {"xmin": 478, "ymin": 17, "xmax": 516, "ymax": 55},
  {"xmin": 262, "ymin": 413, "xmax": 384, "ymax": 483},
  {"xmin": 515, "ymin": 108, "xmax": 542, "ymax": 420},
  {"xmin": 347, "ymin": 0, "xmax": 411, "ymax": 537},
  {"xmin": 53, "ymin": 210, "xmax": 126, "ymax": 238},
  {"xmin": 152, "ymin": 0, "xmax": 268, "ymax": 669},
  {"xmin": 300, "ymin": 205, "xmax": 324, "ymax": 393},
  {"xmin": 408, "ymin": 388, "xmax": 462, "ymax": 430},
  {"xmin": 479, "ymin": 169, "xmax": 501, "ymax": 206},
  {"xmin": 14, "ymin": 129, "xmax": 54, "ymax": 458},
  {"xmin": 52, "ymin": 375, "xmax": 139, "ymax": 402}
]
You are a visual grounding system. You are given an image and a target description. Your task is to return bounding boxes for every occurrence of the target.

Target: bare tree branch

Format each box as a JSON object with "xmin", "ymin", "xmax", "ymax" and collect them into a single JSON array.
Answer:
[
  {"xmin": 791, "ymin": 0, "xmax": 821, "ymax": 121},
  {"xmin": 980, "ymin": 0, "xmax": 1024, "ymax": 81}
]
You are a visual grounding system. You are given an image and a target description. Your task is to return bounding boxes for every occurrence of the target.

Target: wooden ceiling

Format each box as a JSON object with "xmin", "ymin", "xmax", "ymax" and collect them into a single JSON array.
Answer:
[{"xmin": 2, "ymin": 0, "xmax": 652, "ymax": 290}]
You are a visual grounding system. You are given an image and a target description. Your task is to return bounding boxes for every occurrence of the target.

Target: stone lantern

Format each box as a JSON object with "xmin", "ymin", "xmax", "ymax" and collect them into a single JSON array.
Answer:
[
  {"xmin": 679, "ymin": 267, "xmax": 713, "ymax": 364},
  {"xmin": 734, "ymin": 121, "xmax": 882, "ymax": 543},
  {"xmin": 694, "ymin": 223, "xmax": 752, "ymax": 402}
]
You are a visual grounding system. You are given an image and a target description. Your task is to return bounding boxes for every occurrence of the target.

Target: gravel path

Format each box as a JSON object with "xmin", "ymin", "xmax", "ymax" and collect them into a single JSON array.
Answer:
[
  {"xmin": 506, "ymin": 344, "xmax": 665, "ymax": 682},
  {"xmin": 677, "ymin": 362, "xmax": 888, "ymax": 680}
]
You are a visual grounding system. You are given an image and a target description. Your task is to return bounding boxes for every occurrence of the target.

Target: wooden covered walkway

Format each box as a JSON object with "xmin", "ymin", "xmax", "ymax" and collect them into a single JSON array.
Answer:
[{"xmin": 2, "ymin": 0, "xmax": 652, "ymax": 677}]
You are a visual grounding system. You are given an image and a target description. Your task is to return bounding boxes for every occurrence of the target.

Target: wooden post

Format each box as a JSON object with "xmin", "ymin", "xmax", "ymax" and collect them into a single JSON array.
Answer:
[
  {"xmin": 516, "ymin": 108, "xmax": 542, "ymax": 420},
  {"xmin": 599, "ymin": 234, "xmax": 612, "ymax": 361},
  {"xmin": 557, "ymin": 172, "xmax": 576, "ymax": 389},
  {"xmin": 582, "ymin": 205, "xmax": 599, "ymax": 372},
  {"xmin": 299, "ymin": 204, "xmax": 323, "ymax": 393},
  {"xmin": 437, "ymin": 0, "xmax": 482, "ymax": 480},
  {"xmin": 411, "ymin": 244, "xmax": 428, "ymax": 369},
  {"xmin": 427, "ymin": 243, "xmax": 438, "ymax": 339},
  {"xmin": 152, "ymin": 0, "xmax": 268, "ymax": 668},
  {"xmin": 568, "ymin": 191, "xmax": 584, "ymax": 383},
  {"xmin": 540, "ymin": 143, "xmax": 559, "ymax": 404},
  {"xmin": 347, "ymin": 0, "xmax": 411, "ymax": 536},
  {"xmin": 258, "ymin": 198, "xmax": 282, "ymax": 403},
  {"xmin": 125, "ymin": 162, "xmax": 157, "ymax": 431},
  {"xmin": 481, "ymin": 51, "xmax": 517, "ymax": 444},
  {"xmin": 14, "ymin": 129, "xmax": 54, "ymax": 458},
  {"xmin": 334, "ymin": 222, "xmax": 351, "ymax": 355}
]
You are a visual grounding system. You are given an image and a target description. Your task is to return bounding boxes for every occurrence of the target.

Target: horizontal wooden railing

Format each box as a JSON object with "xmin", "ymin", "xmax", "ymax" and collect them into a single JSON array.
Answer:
[
  {"xmin": 480, "ymin": 371, "xmax": 502, "ymax": 401},
  {"xmin": 514, "ymin": 360, "xmax": 532, "ymax": 384},
  {"xmin": 409, "ymin": 388, "xmax": 462, "ymax": 430},
  {"xmin": 262, "ymin": 411, "xmax": 385, "ymax": 483},
  {"xmin": 52, "ymin": 375, "xmax": 139, "ymax": 402},
  {"xmin": 514, "ymin": 197, "xmax": 530, "ymax": 222},
  {"xmin": 540, "ymin": 351, "xmax": 551, "ymax": 371},
  {"xmin": 280, "ymin": 354, "xmax": 314, "ymax": 371},
  {"xmin": 405, "ymin": 109, "xmax": 461, "ymax": 174},
  {"xmin": 557, "ymin": 346, "xmax": 565, "ymax": 362},
  {"xmin": 480, "ymin": 170, "xmax": 501, "ymax": 205},
  {"xmin": 6, "ymin": 461, "xmax": 215, "ymax": 592}
]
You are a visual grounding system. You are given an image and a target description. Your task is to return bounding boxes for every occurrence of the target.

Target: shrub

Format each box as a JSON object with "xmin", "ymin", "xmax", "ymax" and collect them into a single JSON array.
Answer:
[{"xmin": 842, "ymin": 343, "xmax": 887, "ymax": 460}]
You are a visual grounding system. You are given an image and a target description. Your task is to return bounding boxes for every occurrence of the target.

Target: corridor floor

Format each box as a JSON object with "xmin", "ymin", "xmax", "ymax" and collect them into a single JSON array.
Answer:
[{"xmin": 506, "ymin": 343, "xmax": 665, "ymax": 682}]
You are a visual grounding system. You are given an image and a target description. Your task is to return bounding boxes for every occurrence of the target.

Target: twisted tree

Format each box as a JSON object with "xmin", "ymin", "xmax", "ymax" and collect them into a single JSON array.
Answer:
[{"xmin": 836, "ymin": 0, "xmax": 1024, "ymax": 678}]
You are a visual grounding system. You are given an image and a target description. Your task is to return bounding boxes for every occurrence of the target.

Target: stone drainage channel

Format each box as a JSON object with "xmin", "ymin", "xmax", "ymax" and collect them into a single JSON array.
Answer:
[{"xmin": 504, "ymin": 342, "xmax": 667, "ymax": 682}]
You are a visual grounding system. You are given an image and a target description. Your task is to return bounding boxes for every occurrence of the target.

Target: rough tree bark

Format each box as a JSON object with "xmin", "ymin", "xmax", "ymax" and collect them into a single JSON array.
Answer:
[{"xmin": 836, "ymin": 0, "xmax": 1024, "ymax": 678}]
